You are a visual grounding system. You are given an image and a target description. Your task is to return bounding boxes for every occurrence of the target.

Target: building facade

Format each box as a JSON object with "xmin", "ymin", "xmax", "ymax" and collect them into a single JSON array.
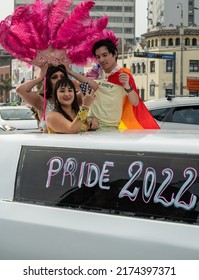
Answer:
[
  {"xmin": 128, "ymin": 0, "xmax": 199, "ymax": 100},
  {"xmin": 147, "ymin": 0, "xmax": 199, "ymax": 32}
]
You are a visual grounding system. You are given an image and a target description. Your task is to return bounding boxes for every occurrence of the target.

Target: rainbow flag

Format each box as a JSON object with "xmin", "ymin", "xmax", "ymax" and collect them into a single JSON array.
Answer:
[{"xmin": 108, "ymin": 68, "xmax": 160, "ymax": 130}]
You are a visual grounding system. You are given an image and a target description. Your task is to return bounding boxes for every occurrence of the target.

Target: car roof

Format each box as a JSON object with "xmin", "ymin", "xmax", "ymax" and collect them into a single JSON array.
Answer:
[
  {"xmin": 0, "ymin": 105, "xmax": 31, "ymax": 110},
  {"xmin": 145, "ymin": 97, "xmax": 199, "ymax": 109}
]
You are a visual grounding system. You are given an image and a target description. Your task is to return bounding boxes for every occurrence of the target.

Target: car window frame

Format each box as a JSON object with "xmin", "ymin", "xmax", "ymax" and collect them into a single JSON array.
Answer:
[{"xmin": 171, "ymin": 105, "xmax": 199, "ymax": 125}]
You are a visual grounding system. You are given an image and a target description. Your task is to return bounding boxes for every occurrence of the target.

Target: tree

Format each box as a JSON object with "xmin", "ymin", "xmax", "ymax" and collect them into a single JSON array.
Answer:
[{"xmin": 0, "ymin": 78, "xmax": 13, "ymax": 103}]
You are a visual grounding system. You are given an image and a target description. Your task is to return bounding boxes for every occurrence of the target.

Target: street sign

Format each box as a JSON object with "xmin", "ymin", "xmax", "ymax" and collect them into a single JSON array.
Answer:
[
  {"xmin": 134, "ymin": 52, "xmax": 148, "ymax": 58},
  {"xmin": 134, "ymin": 52, "xmax": 175, "ymax": 60}
]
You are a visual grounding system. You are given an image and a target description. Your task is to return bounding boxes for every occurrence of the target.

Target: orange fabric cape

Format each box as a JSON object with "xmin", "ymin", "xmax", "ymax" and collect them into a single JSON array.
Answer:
[{"xmin": 108, "ymin": 68, "xmax": 160, "ymax": 130}]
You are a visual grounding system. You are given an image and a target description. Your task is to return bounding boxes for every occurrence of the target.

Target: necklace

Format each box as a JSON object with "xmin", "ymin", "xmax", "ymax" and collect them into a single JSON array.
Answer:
[{"xmin": 102, "ymin": 65, "xmax": 121, "ymax": 80}]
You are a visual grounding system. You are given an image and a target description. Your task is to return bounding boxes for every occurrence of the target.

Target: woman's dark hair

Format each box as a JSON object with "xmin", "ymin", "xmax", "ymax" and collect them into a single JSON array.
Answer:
[
  {"xmin": 45, "ymin": 64, "xmax": 68, "ymax": 99},
  {"xmin": 53, "ymin": 77, "xmax": 79, "ymax": 122},
  {"xmin": 92, "ymin": 38, "xmax": 118, "ymax": 59}
]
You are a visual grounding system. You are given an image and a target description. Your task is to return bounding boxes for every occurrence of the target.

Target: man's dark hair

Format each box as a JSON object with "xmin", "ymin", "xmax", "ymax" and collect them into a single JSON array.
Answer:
[{"xmin": 92, "ymin": 39, "xmax": 118, "ymax": 58}]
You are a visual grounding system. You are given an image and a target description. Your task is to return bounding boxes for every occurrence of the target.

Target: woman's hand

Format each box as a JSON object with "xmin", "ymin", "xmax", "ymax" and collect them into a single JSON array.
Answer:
[
  {"xmin": 82, "ymin": 87, "xmax": 96, "ymax": 109},
  {"xmin": 86, "ymin": 117, "xmax": 99, "ymax": 131},
  {"xmin": 38, "ymin": 62, "xmax": 49, "ymax": 80},
  {"xmin": 61, "ymin": 58, "xmax": 73, "ymax": 74},
  {"xmin": 90, "ymin": 118, "xmax": 99, "ymax": 130}
]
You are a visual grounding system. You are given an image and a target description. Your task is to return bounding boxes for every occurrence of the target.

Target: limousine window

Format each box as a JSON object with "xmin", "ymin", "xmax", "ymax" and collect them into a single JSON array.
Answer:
[{"xmin": 14, "ymin": 146, "xmax": 199, "ymax": 225}]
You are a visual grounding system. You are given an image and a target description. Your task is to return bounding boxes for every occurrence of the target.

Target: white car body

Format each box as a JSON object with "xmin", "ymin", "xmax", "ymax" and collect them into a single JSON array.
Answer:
[
  {"xmin": 145, "ymin": 97, "xmax": 199, "ymax": 129},
  {"xmin": 0, "ymin": 130, "xmax": 199, "ymax": 260},
  {"xmin": 0, "ymin": 106, "xmax": 38, "ymax": 130},
  {"xmin": 0, "ymin": 124, "xmax": 5, "ymax": 131}
]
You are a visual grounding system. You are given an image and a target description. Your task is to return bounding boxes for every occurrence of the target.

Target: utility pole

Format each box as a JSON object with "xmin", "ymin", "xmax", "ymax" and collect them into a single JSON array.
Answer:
[
  {"xmin": 177, "ymin": 3, "xmax": 184, "ymax": 96},
  {"xmin": 172, "ymin": 52, "xmax": 176, "ymax": 95},
  {"xmin": 122, "ymin": 0, "xmax": 125, "ymax": 67}
]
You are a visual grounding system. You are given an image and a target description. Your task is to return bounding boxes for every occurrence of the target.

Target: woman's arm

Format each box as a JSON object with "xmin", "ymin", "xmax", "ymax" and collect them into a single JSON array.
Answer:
[
  {"xmin": 46, "ymin": 89, "xmax": 97, "ymax": 134},
  {"xmin": 16, "ymin": 63, "xmax": 48, "ymax": 110},
  {"xmin": 46, "ymin": 111, "xmax": 86, "ymax": 134}
]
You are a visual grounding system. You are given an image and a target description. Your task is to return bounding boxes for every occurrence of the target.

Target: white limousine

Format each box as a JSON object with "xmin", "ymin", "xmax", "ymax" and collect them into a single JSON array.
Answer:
[{"xmin": 0, "ymin": 129, "xmax": 199, "ymax": 260}]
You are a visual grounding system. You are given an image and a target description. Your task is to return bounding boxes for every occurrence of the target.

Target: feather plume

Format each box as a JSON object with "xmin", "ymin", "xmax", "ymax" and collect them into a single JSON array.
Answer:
[
  {"xmin": 0, "ymin": 13, "xmax": 36, "ymax": 61},
  {"xmin": 53, "ymin": 0, "xmax": 95, "ymax": 48},
  {"xmin": 0, "ymin": 30, "xmax": 36, "ymax": 62},
  {"xmin": 55, "ymin": 16, "xmax": 108, "ymax": 50},
  {"xmin": 31, "ymin": 0, "xmax": 50, "ymax": 47},
  {"xmin": 2, "ymin": 4, "xmax": 45, "ymax": 52},
  {"xmin": 13, "ymin": 1, "xmax": 49, "ymax": 49},
  {"xmin": 48, "ymin": 0, "xmax": 73, "ymax": 40}
]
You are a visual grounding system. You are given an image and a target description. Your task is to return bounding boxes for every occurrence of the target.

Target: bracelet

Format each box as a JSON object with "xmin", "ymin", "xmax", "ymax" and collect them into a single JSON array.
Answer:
[
  {"xmin": 79, "ymin": 123, "xmax": 89, "ymax": 132},
  {"xmin": 77, "ymin": 107, "xmax": 89, "ymax": 122},
  {"xmin": 124, "ymin": 84, "xmax": 132, "ymax": 93}
]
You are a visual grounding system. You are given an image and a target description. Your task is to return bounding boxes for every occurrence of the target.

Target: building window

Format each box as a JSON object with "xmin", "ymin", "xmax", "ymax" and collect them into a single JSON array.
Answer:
[
  {"xmin": 161, "ymin": 38, "xmax": 166, "ymax": 46},
  {"xmin": 150, "ymin": 61, "xmax": 155, "ymax": 73},
  {"xmin": 176, "ymin": 38, "xmax": 180, "ymax": 46},
  {"xmin": 137, "ymin": 63, "xmax": 141, "ymax": 74},
  {"xmin": 189, "ymin": 60, "xmax": 199, "ymax": 72},
  {"xmin": 141, "ymin": 62, "xmax": 146, "ymax": 74},
  {"xmin": 166, "ymin": 60, "xmax": 173, "ymax": 72},
  {"xmin": 150, "ymin": 80, "xmax": 155, "ymax": 96},
  {"xmin": 106, "ymin": 6, "xmax": 122, "ymax": 12},
  {"xmin": 112, "ymin": 27, "xmax": 123, "ymax": 33},
  {"xmin": 155, "ymin": 39, "xmax": 158, "ymax": 46},
  {"xmin": 124, "ymin": 6, "xmax": 133, "ymax": 12},
  {"xmin": 108, "ymin": 16, "xmax": 122, "ymax": 23},
  {"xmin": 165, "ymin": 89, "xmax": 172, "ymax": 97},
  {"xmin": 125, "ymin": 17, "xmax": 133, "ymax": 23},
  {"xmin": 131, "ymin": 63, "xmax": 136, "ymax": 74},
  {"xmin": 185, "ymin": 38, "xmax": 190, "ymax": 46},
  {"xmin": 141, "ymin": 88, "xmax": 145, "ymax": 100},
  {"xmin": 125, "ymin": 28, "xmax": 133, "ymax": 34},
  {"xmin": 168, "ymin": 38, "xmax": 173, "ymax": 46},
  {"xmin": 192, "ymin": 38, "xmax": 197, "ymax": 46}
]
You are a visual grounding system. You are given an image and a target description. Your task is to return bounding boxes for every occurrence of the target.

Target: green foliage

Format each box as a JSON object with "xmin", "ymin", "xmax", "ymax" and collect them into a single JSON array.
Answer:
[{"xmin": 0, "ymin": 77, "xmax": 13, "ymax": 103}]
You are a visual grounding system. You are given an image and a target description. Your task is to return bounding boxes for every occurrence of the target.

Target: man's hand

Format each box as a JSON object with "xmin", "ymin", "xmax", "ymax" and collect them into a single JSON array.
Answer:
[{"xmin": 118, "ymin": 72, "xmax": 130, "ymax": 88}]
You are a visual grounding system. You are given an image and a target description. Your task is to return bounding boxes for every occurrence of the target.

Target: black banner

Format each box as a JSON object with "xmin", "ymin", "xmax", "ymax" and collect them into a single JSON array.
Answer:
[{"xmin": 14, "ymin": 146, "xmax": 199, "ymax": 225}]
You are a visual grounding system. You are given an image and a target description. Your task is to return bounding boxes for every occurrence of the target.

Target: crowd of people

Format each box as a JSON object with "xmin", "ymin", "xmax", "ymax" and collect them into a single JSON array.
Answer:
[{"xmin": 16, "ymin": 39, "xmax": 159, "ymax": 134}]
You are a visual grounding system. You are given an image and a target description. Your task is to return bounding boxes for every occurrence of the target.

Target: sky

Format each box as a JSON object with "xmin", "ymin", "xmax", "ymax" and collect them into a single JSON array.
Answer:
[
  {"xmin": 136, "ymin": 0, "xmax": 148, "ymax": 36},
  {"xmin": 0, "ymin": 0, "xmax": 148, "ymax": 37},
  {"xmin": 0, "ymin": 0, "xmax": 14, "ymax": 21}
]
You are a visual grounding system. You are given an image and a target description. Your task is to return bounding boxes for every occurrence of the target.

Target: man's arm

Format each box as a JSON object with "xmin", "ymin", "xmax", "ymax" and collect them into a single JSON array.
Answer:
[
  {"xmin": 118, "ymin": 72, "xmax": 139, "ymax": 106},
  {"xmin": 64, "ymin": 64, "xmax": 99, "ymax": 91}
]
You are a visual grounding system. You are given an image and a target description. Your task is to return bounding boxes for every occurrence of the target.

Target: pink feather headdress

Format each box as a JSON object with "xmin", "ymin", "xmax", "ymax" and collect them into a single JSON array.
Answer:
[{"xmin": 0, "ymin": 0, "xmax": 118, "ymax": 66}]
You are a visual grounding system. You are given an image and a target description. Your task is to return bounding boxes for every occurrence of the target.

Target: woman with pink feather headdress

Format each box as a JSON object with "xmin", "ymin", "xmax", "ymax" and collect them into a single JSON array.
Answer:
[{"xmin": 0, "ymin": 0, "xmax": 117, "ymax": 131}]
